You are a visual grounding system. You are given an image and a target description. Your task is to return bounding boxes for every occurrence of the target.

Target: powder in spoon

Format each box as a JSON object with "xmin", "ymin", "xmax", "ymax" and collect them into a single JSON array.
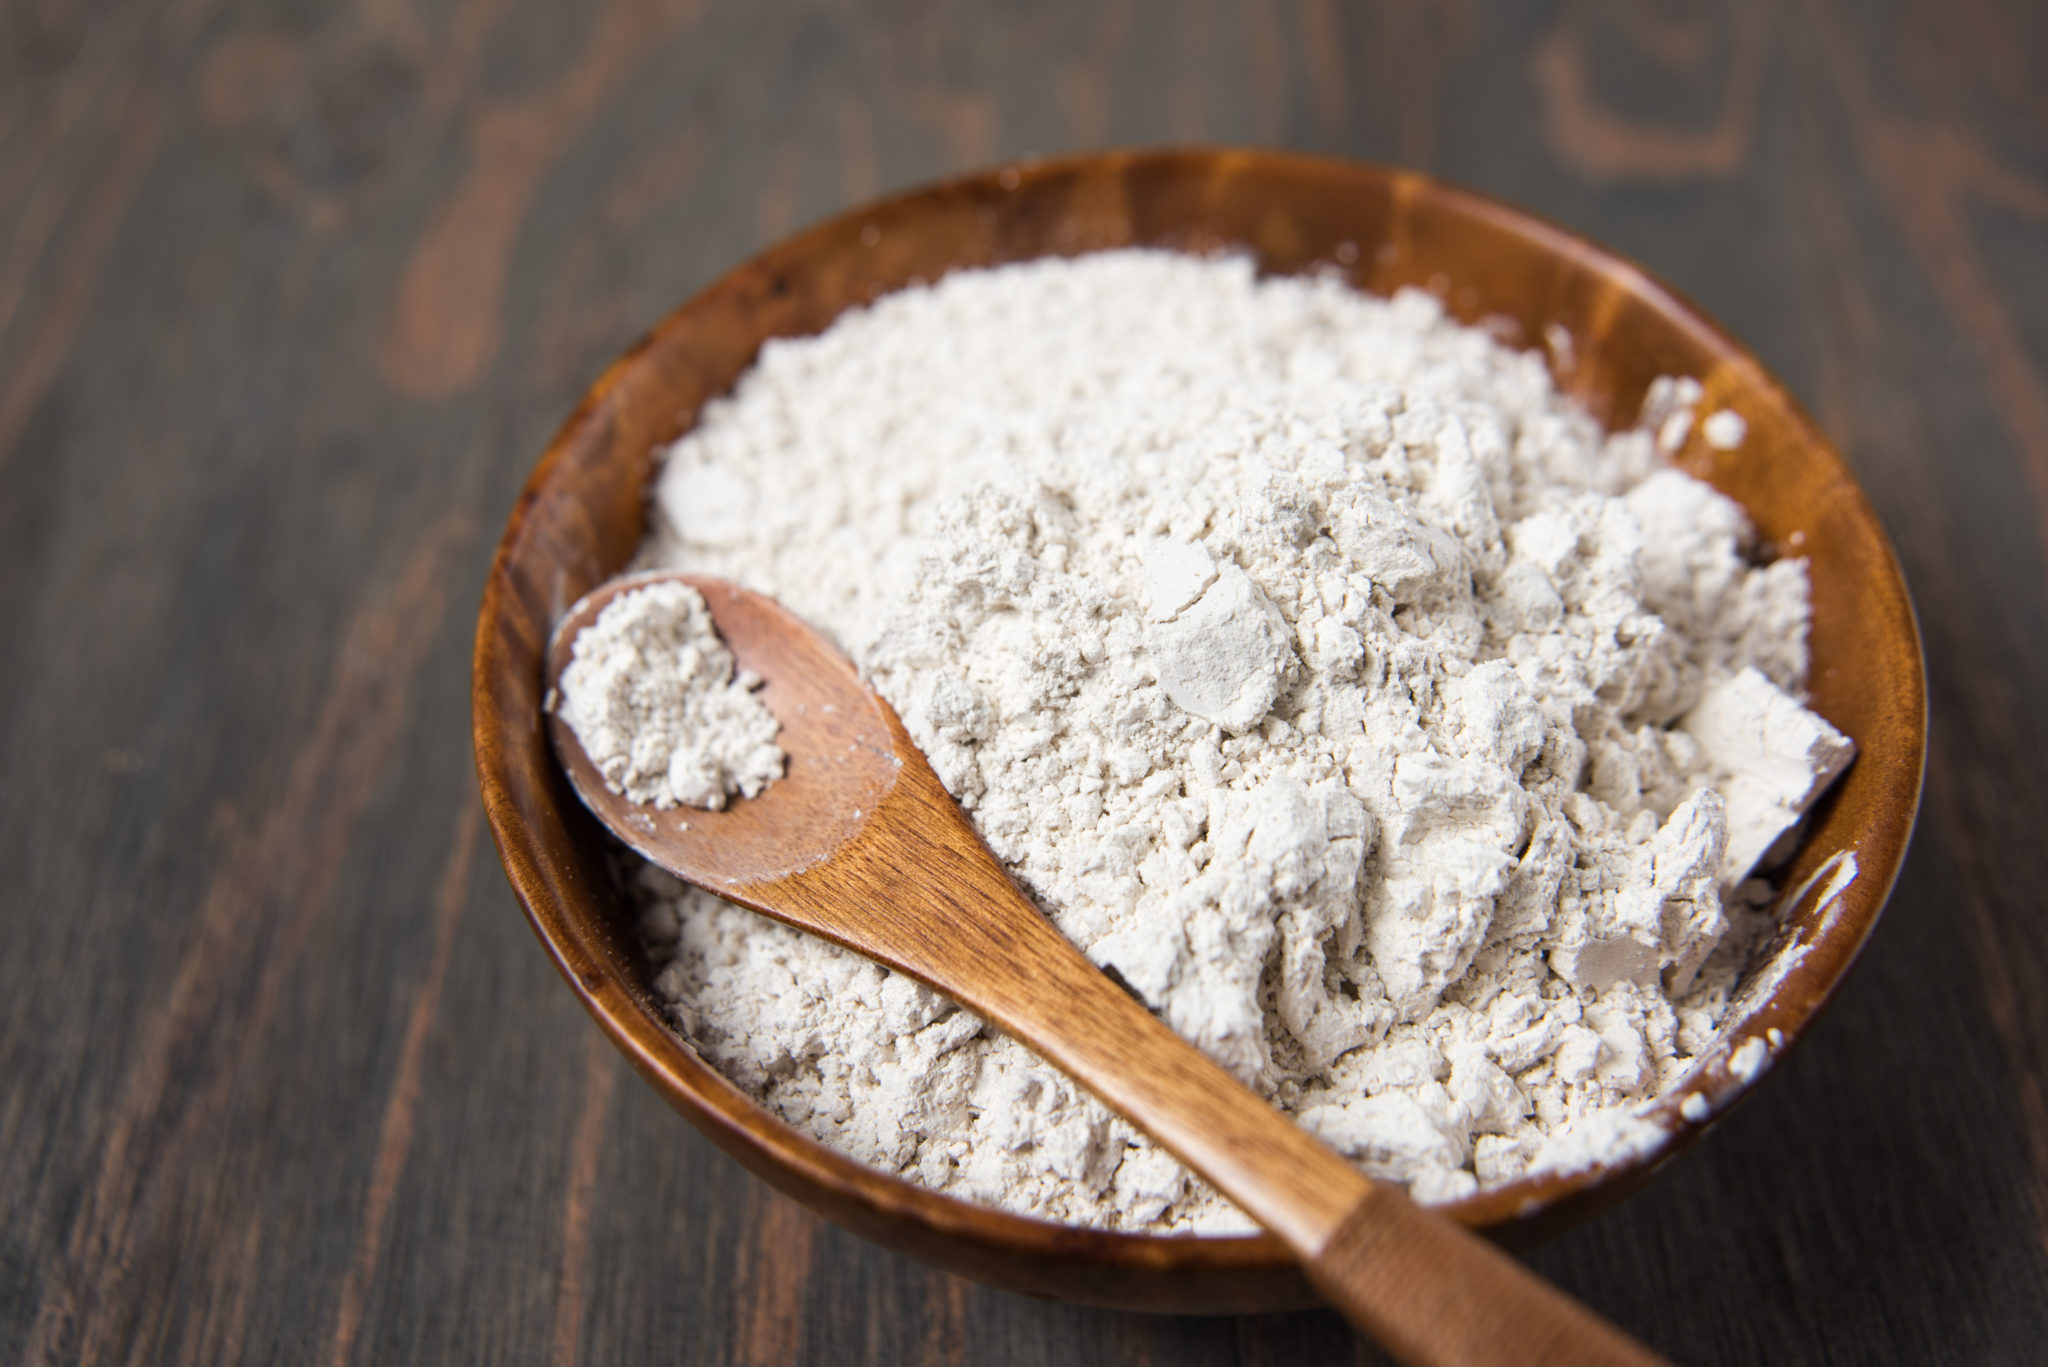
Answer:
[
  {"xmin": 609, "ymin": 250, "xmax": 1849, "ymax": 1231},
  {"xmin": 555, "ymin": 580, "xmax": 783, "ymax": 810}
]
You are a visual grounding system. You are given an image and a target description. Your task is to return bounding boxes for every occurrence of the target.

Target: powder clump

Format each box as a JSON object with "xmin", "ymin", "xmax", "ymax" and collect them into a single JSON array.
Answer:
[
  {"xmin": 617, "ymin": 250, "xmax": 1849, "ymax": 1232},
  {"xmin": 556, "ymin": 580, "xmax": 783, "ymax": 810}
]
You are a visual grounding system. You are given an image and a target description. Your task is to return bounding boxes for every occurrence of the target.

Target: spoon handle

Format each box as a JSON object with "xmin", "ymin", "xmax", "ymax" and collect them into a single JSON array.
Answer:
[
  {"xmin": 762, "ymin": 748, "xmax": 1671, "ymax": 1367},
  {"xmin": 1306, "ymin": 1184, "xmax": 1674, "ymax": 1367}
]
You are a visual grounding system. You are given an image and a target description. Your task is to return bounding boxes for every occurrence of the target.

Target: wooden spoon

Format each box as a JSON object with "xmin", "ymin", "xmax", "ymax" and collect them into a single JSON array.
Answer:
[{"xmin": 545, "ymin": 572, "xmax": 1672, "ymax": 1367}]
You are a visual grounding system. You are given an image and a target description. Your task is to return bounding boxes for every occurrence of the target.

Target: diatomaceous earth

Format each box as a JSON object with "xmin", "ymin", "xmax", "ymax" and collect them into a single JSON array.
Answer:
[
  {"xmin": 619, "ymin": 250, "xmax": 1851, "ymax": 1232},
  {"xmin": 555, "ymin": 580, "xmax": 783, "ymax": 810}
]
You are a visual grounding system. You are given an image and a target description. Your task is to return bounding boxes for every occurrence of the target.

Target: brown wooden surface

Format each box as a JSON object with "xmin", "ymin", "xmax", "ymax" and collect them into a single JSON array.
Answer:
[{"xmin": 5, "ymin": 2, "xmax": 2046, "ymax": 1364}]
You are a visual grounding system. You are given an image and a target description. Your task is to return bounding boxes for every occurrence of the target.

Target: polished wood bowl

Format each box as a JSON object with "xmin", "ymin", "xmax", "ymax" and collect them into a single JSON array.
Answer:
[{"xmin": 472, "ymin": 148, "xmax": 1925, "ymax": 1313}]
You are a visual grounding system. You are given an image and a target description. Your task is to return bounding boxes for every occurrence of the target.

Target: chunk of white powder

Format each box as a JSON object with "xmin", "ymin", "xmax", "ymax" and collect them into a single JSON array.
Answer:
[
  {"xmin": 1682, "ymin": 667, "xmax": 1855, "ymax": 884},
  {"xmin": 616, "ymin": 251, "xmax": 1847, "ymax": 1233},
  {"xmin": 1702, "ymin": 409, "xmax": 1747, "ymax": 450},
  {"xmin": 555, "ymin": 581, "xmax": 783, "ymax": 809},
  {"xmin": 1146, "ymin": 564, "xmax": 1299, "ymax": 733}
]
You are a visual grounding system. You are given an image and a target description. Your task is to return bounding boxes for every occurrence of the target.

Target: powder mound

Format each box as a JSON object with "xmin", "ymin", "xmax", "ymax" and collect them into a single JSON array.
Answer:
[
  {"xmin": 555, "ymin": 581, "xmax": 783, "ymax": 810},
  {"xmin": 617, "ymin": 250, "xmax": 1850, "ymax": 1234}
]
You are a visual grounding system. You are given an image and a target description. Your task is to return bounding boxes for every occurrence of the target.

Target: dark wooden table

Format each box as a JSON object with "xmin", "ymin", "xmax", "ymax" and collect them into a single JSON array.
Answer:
[{"xmin": 6, "ymin": 2, "xmax": 2047, "ymax": 1362}]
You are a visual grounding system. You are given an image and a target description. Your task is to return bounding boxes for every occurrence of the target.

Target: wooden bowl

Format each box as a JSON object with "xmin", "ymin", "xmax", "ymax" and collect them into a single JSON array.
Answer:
[{"xmin": 472, "ymin": 148, "xmax": 1925, "ymax": 1313}]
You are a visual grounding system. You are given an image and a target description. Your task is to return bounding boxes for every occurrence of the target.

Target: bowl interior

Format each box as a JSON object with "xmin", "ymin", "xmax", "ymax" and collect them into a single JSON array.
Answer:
[{"xmin": 473, "ymin": 148, "xmax": 1925, "ymax": 1314}]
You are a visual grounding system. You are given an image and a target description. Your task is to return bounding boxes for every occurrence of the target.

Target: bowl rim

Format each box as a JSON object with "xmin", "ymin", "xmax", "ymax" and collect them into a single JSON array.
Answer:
[{"xmin": 472, "ymin": 145, "xmax": 1926, "ymax": 1303}]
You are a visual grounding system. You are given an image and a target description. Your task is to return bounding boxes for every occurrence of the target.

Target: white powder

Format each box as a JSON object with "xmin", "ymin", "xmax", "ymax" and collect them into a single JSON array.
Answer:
[
  {"xmin": 614, "ymin": 251, "xmax": 1848, "ymax": 1232},
  {"xmin": 1702, "ymin": 409, "xmax": 1748, "ymax": 450},
  {"xmin": 555, "ymin": 580, "xmax": 783, "ymax": 809},
  {"xmin": 1725, "ymin": 1035, "xmax": 1771, "ymax": 1082}
]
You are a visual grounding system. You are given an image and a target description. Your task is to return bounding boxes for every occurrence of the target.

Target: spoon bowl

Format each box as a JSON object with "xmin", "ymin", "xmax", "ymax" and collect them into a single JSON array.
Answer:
[{"xmin": 547, "ymin": 573, "xmax": 897, "ymax": 887}]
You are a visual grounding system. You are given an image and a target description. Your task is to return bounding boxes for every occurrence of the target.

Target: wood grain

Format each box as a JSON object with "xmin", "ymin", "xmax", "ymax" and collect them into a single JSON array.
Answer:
[{"xmin": 4, "ymin": 2, "xmax": 2046, "ymax": 1364}]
